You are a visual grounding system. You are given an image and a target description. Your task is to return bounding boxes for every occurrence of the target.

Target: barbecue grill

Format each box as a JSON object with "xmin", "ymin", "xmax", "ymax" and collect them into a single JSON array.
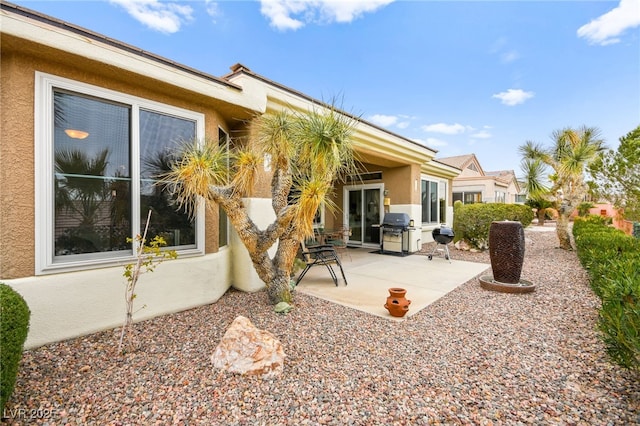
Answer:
[
  {"xmin": 428, "ymin": 226, "xmax": 454, "ymax": 263},
  {"xmin": 380, "ymin": 213, "xmax": 414, "ymax": 255}
]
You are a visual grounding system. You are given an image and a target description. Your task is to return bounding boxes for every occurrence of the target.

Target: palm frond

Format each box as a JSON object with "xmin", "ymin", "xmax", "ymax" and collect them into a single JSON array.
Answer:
[
  {"xmin": 231, "ymin": 149, "xmax": 261, "ymax": 196},
  {"xmin": 159, "ymin": 139, "xmax": 227, "ymax": 219},
  {"xmin": 251, "ymin": 110, "xmax": 296, "ymax": 170},
  {"xmin": 290, "ymin": 177, "xmax": 333, "ymax": 239},
  {"xmin": 294, "ymin": 107, "xmax": 357, "ymax": 178},
  {"xmin": 519, "ymin": 158, "xmax": 549, "ymax": 199}
]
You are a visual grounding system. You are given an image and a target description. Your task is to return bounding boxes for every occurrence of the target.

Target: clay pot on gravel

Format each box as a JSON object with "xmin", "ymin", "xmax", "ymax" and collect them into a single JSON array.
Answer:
[{"xmin": 384, "ymin": 288, "xmax": 411, "ymax": 317}]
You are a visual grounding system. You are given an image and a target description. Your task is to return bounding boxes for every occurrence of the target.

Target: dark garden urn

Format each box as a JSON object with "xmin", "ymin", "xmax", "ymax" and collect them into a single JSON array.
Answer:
[
  {"xmin": 384, "ymin": 288, "xmax": 411, "ymax": 317},
  {"xmin": 488, "ymin": 220, "xmax": 525, "ymax": 283},
  {"xmin": 480, "ymin": 220, "xmax": 534, "ymax": 293}
]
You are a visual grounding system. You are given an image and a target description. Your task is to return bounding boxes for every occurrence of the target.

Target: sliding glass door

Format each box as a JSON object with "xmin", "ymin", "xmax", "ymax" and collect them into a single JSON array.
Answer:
[{"xmin": 344, "ymin": 185, "xmax": 382, "ymax": 247}]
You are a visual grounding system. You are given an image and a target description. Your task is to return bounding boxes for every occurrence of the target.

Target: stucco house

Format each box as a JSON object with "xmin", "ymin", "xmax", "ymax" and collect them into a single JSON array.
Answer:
[
  {"xmin": 0, "ymin": 1, "xmax": 460, "ymax": 348},
  {"xmin": 437, "ymin": 154, "xmax": 523, "ymax": 204}
]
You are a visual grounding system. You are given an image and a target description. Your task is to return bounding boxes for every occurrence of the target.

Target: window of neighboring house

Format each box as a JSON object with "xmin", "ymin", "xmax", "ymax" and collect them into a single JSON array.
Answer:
[
  {"xmin": 494, "ymin": 191, "xmax": 506, "ymax": 203},
  {"xmin": 218, "ymin": 128, "xmax": 229, "ymax": 248},
  {"xmin": 421, "ymin": 178, "xmax": 442, "ymax": 224},
  {"xmin": 36, "ymin": 73, "xmax": 205, "ymax": 273},
  {"xmin": 453, "ymin": 192, "xmax": 482, "ymax": 204}
]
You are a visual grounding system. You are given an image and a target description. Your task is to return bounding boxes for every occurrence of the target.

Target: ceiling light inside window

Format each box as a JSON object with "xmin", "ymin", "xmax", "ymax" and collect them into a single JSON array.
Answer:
[{"xmin": 64, "ymin": 129, "xmax": 89, "ymax": 139}]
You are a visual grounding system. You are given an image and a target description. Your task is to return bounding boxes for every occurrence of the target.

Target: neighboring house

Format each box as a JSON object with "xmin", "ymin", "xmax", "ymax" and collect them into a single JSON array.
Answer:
[
  {"xmin": 0, "ymin": 2, "xmax": 459, "ymax": 348},
  {"xmin": 437, "ymin": 154, "xmax": 523, "ymax": 204}
]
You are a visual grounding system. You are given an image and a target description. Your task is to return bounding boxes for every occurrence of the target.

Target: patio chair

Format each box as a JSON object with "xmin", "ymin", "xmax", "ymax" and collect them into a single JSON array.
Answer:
[
  {"xmin": 295, "ymin": 241, "xmax": 348, "ymax": 286},
  {"xmin": 326, "ymin": 226, "xmax": 352, "ymax": 261}
]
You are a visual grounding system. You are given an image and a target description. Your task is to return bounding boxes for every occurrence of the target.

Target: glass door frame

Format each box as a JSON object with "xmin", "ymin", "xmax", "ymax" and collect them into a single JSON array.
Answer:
[{"xmin": 343, "ymin": 183, "xmax": 384, "ymax": 248}]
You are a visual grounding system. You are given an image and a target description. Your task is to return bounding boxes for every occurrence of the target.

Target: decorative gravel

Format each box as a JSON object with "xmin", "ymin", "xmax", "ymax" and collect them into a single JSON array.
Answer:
[{"xmin": 4, "ymin": 226, "xmax": 639, "ymax": 425}]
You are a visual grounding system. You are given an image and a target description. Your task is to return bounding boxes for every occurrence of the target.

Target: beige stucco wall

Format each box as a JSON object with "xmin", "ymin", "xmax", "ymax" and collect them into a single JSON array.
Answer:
[
  {"xmin": 0, "ymin": 35, "xmax": 245, "ymax": 347},
  {"xmin": 0, "ymin": 36, "xmax": 241, "ymax": 279},
  {"xmin": 4, "ymin": 250, "xmax": 231, "ymax": 349}
]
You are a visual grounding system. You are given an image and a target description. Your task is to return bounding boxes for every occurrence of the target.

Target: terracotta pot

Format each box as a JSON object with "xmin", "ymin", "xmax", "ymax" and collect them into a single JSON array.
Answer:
[
  {"xmin": 384, "ymin": 287, "xmax": 411, "ymax": 317},
  {"xmin": 489, "ymin": 221, "xmax": 525, "ymax": 284}
]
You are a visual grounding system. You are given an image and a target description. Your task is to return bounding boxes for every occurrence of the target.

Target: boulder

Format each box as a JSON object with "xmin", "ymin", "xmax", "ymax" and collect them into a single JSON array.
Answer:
[
  {"xmin": 211, "ymin": 316, "xmax": 285, "ymax": 378},
  {"xmin": 454, "ymin": 240, "xmax": 471, "ymax": 251}
]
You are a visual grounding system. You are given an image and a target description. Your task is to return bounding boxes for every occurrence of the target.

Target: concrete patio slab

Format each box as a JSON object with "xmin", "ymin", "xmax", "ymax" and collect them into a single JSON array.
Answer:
[{"xmin": 295, "ymin": 248, "xmax": 490, "ymax": 321}]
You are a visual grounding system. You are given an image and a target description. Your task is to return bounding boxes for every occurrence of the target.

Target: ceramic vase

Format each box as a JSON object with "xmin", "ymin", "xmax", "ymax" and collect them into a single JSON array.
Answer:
[
  {"xmin": 384, "ymin": 287, "xmax": 411, "ymax": 317},
  {"xmin": 488, "ymin": 221, "xmax": 525, "ymax": 284}
]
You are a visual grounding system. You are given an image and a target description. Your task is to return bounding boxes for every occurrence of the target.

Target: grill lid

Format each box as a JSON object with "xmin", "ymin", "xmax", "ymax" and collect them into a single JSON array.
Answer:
[
  {"xmin": 432, "ymin": 227, "xmax": 454, "ymax": 238},
  {"xmin": 382, "ymin": 213, "xmax": 411, "ymax": 227}
]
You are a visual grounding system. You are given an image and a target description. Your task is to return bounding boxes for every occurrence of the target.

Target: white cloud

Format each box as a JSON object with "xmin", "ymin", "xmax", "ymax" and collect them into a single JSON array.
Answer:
[
  {"xmin": 259, "ymin": 0, "xmax": 394, "ymax": 31},
  {"xmin": 110, "ymin": 0, "xmax": 193, "ymax": 34},
  {"xmin": 205, "ymin": 0, "xmax": 220, "ymax": 22},
  {"xmin": 577, "ymin": 0, "xmax": 640, "ymax": 46},
  {"xmin": 368, "ymin": 114, "xmax": 398, "ymax": 127},
  {"xmin": 500, "ymin": 50, "xmax": 520, "ymax": 64},
  {"xmin": 422, "ymin": 123, "xmax": 467, "ymax": 135},
  {"xmin": 492, "ymin": 89, "xmax": 534, "ymax": 106},
  {"xmin": 396, "ymin": 121, "xmax": 410, "ymax": 129},
  {"xmin": 471, "ymin": 130, "xmax": 492, "ymax": 139}
]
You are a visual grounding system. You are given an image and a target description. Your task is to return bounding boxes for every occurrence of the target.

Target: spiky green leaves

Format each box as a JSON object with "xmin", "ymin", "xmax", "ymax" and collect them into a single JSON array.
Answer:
[{"xmin": 159, "ymin": 139, "xmax": 229, "ymax": 219}]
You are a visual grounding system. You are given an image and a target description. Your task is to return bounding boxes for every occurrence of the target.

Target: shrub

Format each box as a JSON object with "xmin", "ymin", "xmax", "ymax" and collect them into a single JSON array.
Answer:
[
  {"xmin": 573, "ymin": 219, "xmax": 640, "ymax": 372},
  {"xmin": 452, "ymin": 200, "xmax": 464, "ymax": 243},
  {"xmin": 452, "ymin": 203, "xmax": 533, "ymax": 249},
  {"xmin": 577, "ymin": 202, "xmax": 595, "ymax": 216},
  {"xmin": 598, "ymin": 265, "xmax": 640, "ymax": 372},
  {"xmin": 0, "ymin": 283, "xmax": 31, "ymax": 413}
]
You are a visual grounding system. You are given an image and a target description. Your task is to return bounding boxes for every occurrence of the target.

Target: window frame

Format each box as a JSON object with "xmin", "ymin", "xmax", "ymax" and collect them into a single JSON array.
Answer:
[
  {"xmin": 421, "ymin": 175, "xmax": 447, "ymax": 225},
  {"xmin": 35, "ymin": 72, "xmax": 205, "ymax": 274}
]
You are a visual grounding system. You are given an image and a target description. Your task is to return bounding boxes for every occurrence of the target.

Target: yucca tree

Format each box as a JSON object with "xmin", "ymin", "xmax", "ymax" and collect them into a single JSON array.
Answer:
[
  {"xmin": 520, "ymin": 157, "xmax": 555, "ymax": 225},
  {"xmin": 161, "ymin": 106, "xmax": 358, "ymax": 305},
  {"xmin": 519, "ymin": 126, "xmax": 605, "ymax": 249}
]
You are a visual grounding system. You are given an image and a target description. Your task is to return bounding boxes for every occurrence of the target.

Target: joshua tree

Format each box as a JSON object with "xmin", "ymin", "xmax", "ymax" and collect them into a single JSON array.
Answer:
[
  {"xmin": 162, "ymin": 106, "xmax": 358, "ymax": 305},
  {"xmin": 520, "ymin": 157, "xmax": 555, "ymax": 225},
  {"xmin": 519, "ymin": 126, "xmax": 605, "ymax": 250}
]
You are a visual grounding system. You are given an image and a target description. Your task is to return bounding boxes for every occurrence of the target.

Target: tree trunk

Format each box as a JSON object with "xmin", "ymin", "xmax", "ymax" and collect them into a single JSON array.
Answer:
[
  {"xmin": 537, "ymin": 208, "xmax": 546, "ymax": 226},
  {"xmin": 556, "ymin": 213, "xmax": 573, "ymax": 250},
  {"xmin": 267, "ymin": 273, "xmax": 293, "ymax": 305}
]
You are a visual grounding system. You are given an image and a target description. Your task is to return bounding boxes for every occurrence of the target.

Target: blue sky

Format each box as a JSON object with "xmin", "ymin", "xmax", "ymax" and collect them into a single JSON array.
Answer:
[{"xmin": 15, "ymin": 0, "xmax": 639, "ymax": 173}]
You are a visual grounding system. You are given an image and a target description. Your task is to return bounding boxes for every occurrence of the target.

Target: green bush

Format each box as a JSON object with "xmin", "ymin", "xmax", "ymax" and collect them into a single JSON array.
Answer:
[
  {"xmin": 573, "ymin": 220, "xmax": 640, "ymax": 372},
  {"xmin": 452, "ymin": 203, "xmax": 533, "ymax": 249},
  {"xmin": 452, "ymin": 200, "xmax": 464, "ymax": 243},
  {"xmin": 597, "ymin": 265, "xmax": 640, "ymax": 372},
  {"xmin": 0, "ymin": 283, "xmax": 30, "ymax": 413}
]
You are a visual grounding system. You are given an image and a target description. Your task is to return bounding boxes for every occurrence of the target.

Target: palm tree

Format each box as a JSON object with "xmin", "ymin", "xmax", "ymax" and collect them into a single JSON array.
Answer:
[
  {"xmin": 519, "ymin": 126, "xmax": 605, "ymax": 249},
  {"xmin": 161, "ymin": 105, "xmax": 359, "ymax": 305},
  {"xmin": 520, "ymin": 158, "xmax": 555, "ymax": 225}
]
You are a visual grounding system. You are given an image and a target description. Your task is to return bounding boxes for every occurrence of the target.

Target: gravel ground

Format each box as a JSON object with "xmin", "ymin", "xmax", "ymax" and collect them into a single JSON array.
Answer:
[{"xmin": 3, "ymin": 226, "xmax": 639, "ymax": 425}]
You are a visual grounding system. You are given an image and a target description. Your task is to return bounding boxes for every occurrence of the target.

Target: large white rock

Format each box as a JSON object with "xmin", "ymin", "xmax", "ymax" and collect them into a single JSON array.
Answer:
[{"xmin": 211, "ymin": 316, "xmax": 285, "ymax": 378}]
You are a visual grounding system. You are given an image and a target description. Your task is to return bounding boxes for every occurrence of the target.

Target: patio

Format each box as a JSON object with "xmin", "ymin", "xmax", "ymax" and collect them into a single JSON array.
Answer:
[{"xmin": 295, "ymin": 247, "xmax": 490, "ymax": 320}]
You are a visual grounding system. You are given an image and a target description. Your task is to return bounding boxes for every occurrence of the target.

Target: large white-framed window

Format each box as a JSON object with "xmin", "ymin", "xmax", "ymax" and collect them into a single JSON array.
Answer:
[
  {"xmin": 35, "ymin": 73, "xmax": 205, "ymax": 274},
  {"xmin": 421, "ymin": 176, "xmax": 447, "ymax": 224}
]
